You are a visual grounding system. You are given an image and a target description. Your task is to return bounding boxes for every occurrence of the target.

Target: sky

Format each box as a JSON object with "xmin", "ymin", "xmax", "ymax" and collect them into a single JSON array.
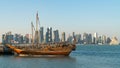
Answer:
[{"xmin": 0, "ymin": 0, "xmax": 120, "ymax": 42}]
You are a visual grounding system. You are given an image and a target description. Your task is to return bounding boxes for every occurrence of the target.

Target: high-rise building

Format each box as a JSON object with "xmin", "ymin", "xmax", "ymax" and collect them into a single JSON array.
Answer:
[
  {"xmin": 53, "ymin": 30, "xmax": 60, "ymax": 43},
  {"xmin": 88, "ymin": 34, "xmax": 92, "ymax": 44},
  {"xmin": 102, "ymin": 35, "xmax": 106, "ymax": 44},
  {"xmin": 67, "ymin": 35, "xmax": 73, "ymax": 43},
  {"xmin": 48, "ymin": 27, "xmax": 52, "ymax": 42},
  {"xmin": 75, "ymin": 34, "xmax": 81, "ymax": 43},
  {"xmin": 14, "ymin": 34, "xmax": 24, "ymax": 43},
  {"xmin": 61, "ymin": 32, "xmax": 66, "ymax": 42},
  {"xmin": 98, "ymin": 36, "xmax": 102, "ymax": 44},
  {"xmin": 39, "ymin": 27, "xmax": 44, "ymax": 43},
  {"xmin": 106, "ymin": 37, "xmax": 111, "ymax": 44},
  {"xmin": 93, "ymin": 32, "xmax": 98, "ymax": 44},
  {"xmin": 83, "ymin": 33, "xmax": 88, "ymax": 44},
  {"xmin": 19, "ymin": 35, "xmax": 24, "ymax": 44},
  {"xmin": 72, "ymin": 32, "xmax": 75, "ymax": 38},
  {"xmin": 45, "ymin": 27, "xmax": 52, "ymax": 43},
  {"xmin": 45, "ymin": 31, "xmax": 48, "ymax": 43},
  {"xmin": 110, "ymin": 36, "xmax": 119, "ymax": 45},
  {"xmin": 14, "ymin": 34, "xmax": 20, "ymax": 43},
  {"xmin": 24, "ymin": 34, "xmax": 30, "ymax": 43},
  {"xmin": 2, "ymin": 32, "xmax": 14, "ymax": 44},
  {"xmin": 2, "ymin": 34, "xmax": 6, "ymax": 43}
]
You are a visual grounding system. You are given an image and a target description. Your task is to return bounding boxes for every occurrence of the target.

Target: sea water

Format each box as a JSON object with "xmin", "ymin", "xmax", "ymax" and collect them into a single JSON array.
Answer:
[{"xmin": 0, "ymin": 44, "xmax": 120, "ymax": 68}]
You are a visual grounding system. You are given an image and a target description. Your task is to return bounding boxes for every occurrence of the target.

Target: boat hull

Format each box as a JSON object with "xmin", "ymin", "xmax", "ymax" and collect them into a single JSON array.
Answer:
[
  {"xmin": 6, "ymin": 44, "xmax": 73, "ymax": 56},
  {"xmin": 18, "ymin": 50, "xmax": 71, "ymax": 56}
]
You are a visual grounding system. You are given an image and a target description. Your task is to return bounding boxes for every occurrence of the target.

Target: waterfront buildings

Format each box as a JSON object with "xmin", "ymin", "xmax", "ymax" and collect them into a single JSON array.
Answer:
[
  {"xmin": 61, "ymin": 32, "xmax": 66, "ymax": 42},
  {"xmin": 76, "ymin": 34, "xmax": 81, "ymax": 43},
  {"xmin": 82, "ymin": 33, "xmax": 92, "ymax": 44},
  {"xmin": 75, "ymin": 34, "xmax": 82, "ymax": 44},
  {"xmin": 106, "ymin": 37, "xmax": 111, "ymax": 44},
  {"xmin": 53, "ymin": 30, "xmax": 60, "ymax": 43},
  {"xmin": 24, "ymin": 34, "xmax": 30, "ymax": 43},
  {"xmin": 110, "ymin": 37, "xmax": 119, "ymax": 45},
  {"xmin": 39, "ymin": 27, "xmax": 44, "ymax": 43},
  {"xmin": 102, "ymin": 35, "xmax": 107, "ymax": 44},
  {"xmin": 1, "ymin": 12, "xmax": 119, "ymax": 45},
  {"xmin": 67, "ymin": 35, "xmax": 73, "ymax": 43},
  {"xmin": 83, "ymin": 33, "xmax": 88, "ymax": 44},
  {"xmin": 98, "ymin": 36, "xmax": 102, "ymax": 44},
  {"xmin": 93, "ymin": 32, "xmax": 98, "ymax": 44},
  {"xmin": 45, "ymin": 27, "xmax": 52, "ymax": 43},
  {"xmin": 2, "ymin": 31, "xmax": 119, "ymax": 45},
  {"xmin": 2, "ymin": 32, "xmax": 14, "ymax": 44},
  {"xmin": 2, "ymin": 32, "xmax": 31, "ymax": 44},
  {"xmin": 14, "ymin": 34, "xmax": 24, "ymax": 44},
  {"xmin": 88, "ymin": 34, "xmax": 92, "ymax": 44}
]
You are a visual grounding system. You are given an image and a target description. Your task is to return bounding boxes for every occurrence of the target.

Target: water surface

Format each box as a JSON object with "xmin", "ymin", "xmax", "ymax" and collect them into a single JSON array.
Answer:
[{"xmin": 0, "ymin": 45, "xmax": 120, "ymax": 68}]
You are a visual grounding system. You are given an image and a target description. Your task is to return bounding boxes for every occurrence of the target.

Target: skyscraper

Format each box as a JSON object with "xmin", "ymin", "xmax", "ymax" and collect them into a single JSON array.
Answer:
[
  {"xmin": 106, "ymin": 37, "xmax": 111, "ymax": 44},
  {"xmin": 45, "ymin": 27, "xmax": 52, "ymax": 43},
  {"xmin": 2, "ymin": 32, "xmax": 14, "ymax": 44},
  {"xmin": 88, "ymin": 34, "xmax": 92, "ymax": 44},
  {"xmin": 14, "ymin": 34, "xmax": 24, "ymax": 43},
  {"xmin": 24, "ymin": 34, "xmax": 30, "ymax": 43},
  {"xmin": 102, "ymin": 35, "xmax": 106, "ymax": 44},
  {"xmin": 45, "ymin": 31, "xmax": 48, "ymax": 43},
  {"xmin": 61, "ymin": 32, "xmax": 66, "ymax": 42},
  {"xmin": 72, "ymin": 32, "xmax": 75, "ymax": 38},
  {"xmin": 53, "ymin": 30, "xmax": 60, "ymax": 42},
  {"xmin": 83, "ymin": 33, "xmax": 88, "ymax": 44},
  {"xmin": 110, "ymin": 36, "xmax": 119, "ymax": 45},
  {"xmin": 98, "ymin": 36, "xmax": 102, "ymax": 44},
  {"xmin": 67, "ymin": 35, "xmax": 73, "ymax": 43},
  {"xmin": 93, "ymin": 32, "xmax": 98, "ymax": 44},
  {"xmin": 14, "ymin": 34, "xmax": 20, "ymax": 43},
  {"xmin": 39, "ymin": 27, "xmax": 44, "ymax": 43},
  {"xmin": 75, "ymin": 34, "xmax": 81, "ymax": 43},
  {"xmin": 2, "ymin": 34, "xmax": 6, "ymax": 43}
]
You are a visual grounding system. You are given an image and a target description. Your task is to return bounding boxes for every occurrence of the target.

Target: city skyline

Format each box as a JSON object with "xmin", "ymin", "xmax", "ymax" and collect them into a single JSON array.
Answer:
[
  {"xmin": 0, "ymin": 0, "xmax": 120, "ymax": 42},
  {"xmin": 2, "ymin": 30, "xmax": 119, "ymax": 45}
]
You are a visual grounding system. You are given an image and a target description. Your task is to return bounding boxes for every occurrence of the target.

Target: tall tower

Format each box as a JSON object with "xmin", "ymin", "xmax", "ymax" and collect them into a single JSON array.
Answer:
[
  {"xmin": 93, "ymin": 32, "xmax": 98, "ymax": 44},
  {"xmin": 45, "ymin": 27, "xmax": 52, "ymax": 43},
  {"xmin": 102, "ymin": 35, "xmax": 106, "ymax": 44},
  {"xmin": 40, "ymin": 27, "xmax": 44, "ymax": 43},
  {"xmin": 62, "ymin": 32, "xmax": 66, "ymax": 42},
  {"xmin": 75, "ymin": 34, "xmax": 81, "ymax": 43},
  {"xmin": 83, "ymin": 33, "xmax": 88, "ymax": 44},
  {"xmin": 72, "ymin": 32, "xmax": 75, "ymax": 38},
  {"xmin": 53, "ymin": 30, "xmax": 60, "ymax": 43},
  {"xmin": 48, "ymin": 27, "xmax": 52, "ymax": 43},
  {"xmin": 88, "ymin": 34, "xmax": 92, "ymax": 44}
]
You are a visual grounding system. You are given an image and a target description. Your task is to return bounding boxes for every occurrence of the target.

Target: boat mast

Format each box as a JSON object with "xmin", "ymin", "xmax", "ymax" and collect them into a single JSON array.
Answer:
[
  {"xmin": 35, "ymin": 12, "xmax": 40, "ymax": 44},
  {"xmin": 36, "ymin": 12, "xmax": 39, "ymax": 33},
  {"xmin": 31, "ymin": 21, "xmax": 34, "ymax": 45}
]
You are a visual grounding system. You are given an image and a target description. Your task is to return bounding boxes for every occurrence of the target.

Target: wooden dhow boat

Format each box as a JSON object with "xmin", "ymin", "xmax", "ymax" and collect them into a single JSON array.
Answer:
[
  {"xmin": 6, "ymin": 43, "xmax": 76, "ymax": 56},
  {"xmin": 5, "ymin": 12, "xmax": 76, "ymax": 56}
]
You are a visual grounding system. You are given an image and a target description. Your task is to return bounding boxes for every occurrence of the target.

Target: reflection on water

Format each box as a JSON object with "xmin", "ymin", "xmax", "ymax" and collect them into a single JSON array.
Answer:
[{"xmin": 0, "ymin": 55, "xmax": 77, "ymax": 68}]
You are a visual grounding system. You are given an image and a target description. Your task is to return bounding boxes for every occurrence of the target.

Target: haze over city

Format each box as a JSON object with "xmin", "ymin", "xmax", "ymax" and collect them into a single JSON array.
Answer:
[{"xmin": 0, "ymin": 0, "xmax": 120, "ymax": 42}]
